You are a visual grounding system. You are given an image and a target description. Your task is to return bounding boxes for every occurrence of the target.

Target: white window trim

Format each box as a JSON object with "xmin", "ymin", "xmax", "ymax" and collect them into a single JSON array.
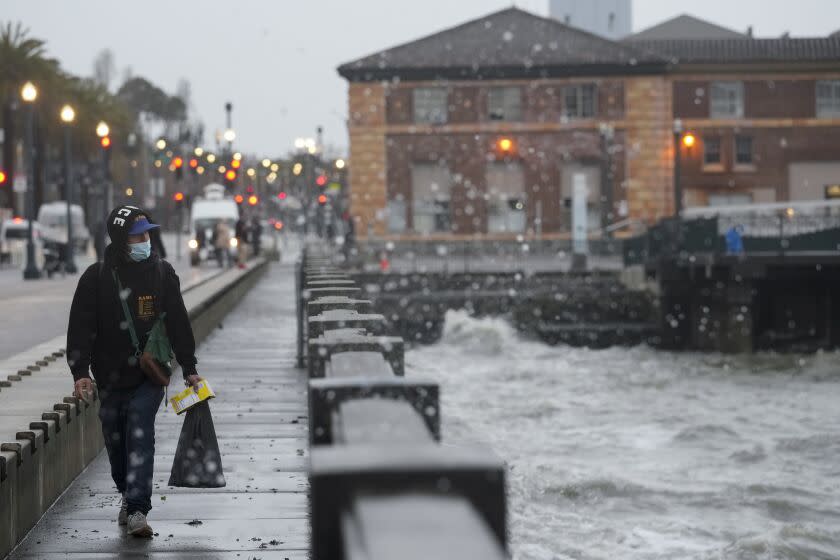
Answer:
[
  {"xmin": 710, "ymin": 81, "xmax": 744, "ymax": 119},
  {"xmin": 413, "ymin": 88, "xmax": 448, "ymax": 124},
  {"xmin": 816, "ymin": 80, "xmax": 840, "ymax": 118}
]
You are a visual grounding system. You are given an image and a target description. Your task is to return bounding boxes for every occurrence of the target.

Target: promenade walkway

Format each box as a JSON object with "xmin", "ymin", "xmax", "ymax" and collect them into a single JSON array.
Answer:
[{"xmin": 8, "ymin": 264, "xmax": 310, "ymax": 559}]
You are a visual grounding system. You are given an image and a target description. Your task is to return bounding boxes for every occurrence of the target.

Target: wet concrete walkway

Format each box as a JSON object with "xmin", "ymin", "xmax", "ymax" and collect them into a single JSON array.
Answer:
[{"xmin": 8, "ymin": 264, "xmax": 310, "ymax": 559}]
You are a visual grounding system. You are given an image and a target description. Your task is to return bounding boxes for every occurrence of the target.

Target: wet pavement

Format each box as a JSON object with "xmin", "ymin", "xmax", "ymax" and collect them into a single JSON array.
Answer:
[{"xmin": 8, "ymin": 264, "xmax": 310, "ymax": 559}]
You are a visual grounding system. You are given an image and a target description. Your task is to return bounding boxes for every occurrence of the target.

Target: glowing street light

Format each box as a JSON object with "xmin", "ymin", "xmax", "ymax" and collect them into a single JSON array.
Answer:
[
  {"xmin": 223, "ymin": 128, "xmax": 236, "ymax": 143},
  {"xmin": 261, "ymin": 158, "xmax": 271, "ymax": 168},
  {"xmin": 682, "ymin": 133, "xmax": 697, "ymax": 149},
  {"xmin": 335, "ymin": 159, "xmax": 346, "ymax": 170},
  {"xmin": 21, "ymin": 81, "xmax": 38, "ymax": 103},
  {"xmin": 194, "ymin": 147, "xmax": 204, "ymax": 156},
  {"xmin": 156, "ymin": 139, "xmax": 167, "ymax": 150},
  {"xmin": 96, "ymin": 121, "xmax": 110, "ymax": 138},
  {"xmin": 206, "ymin": 153, "xmax": 217, "ymax": 163},
  {"xmin": 60, "ymin": 104, "xmax": 76, "ymax": 124}
]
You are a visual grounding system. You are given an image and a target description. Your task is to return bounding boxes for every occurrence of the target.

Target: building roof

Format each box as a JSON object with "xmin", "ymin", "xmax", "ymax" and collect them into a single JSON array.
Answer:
[
  {"xmin": 629, "ymin": 14, "xmax": 746, "ymax": 41},
  {"xmin": 626, "ymin": 37, "xmax": 840, "ymax": 65},
  {"xmin": 338, "ymin": 7, "xmax": 666, "ymax": 82}
]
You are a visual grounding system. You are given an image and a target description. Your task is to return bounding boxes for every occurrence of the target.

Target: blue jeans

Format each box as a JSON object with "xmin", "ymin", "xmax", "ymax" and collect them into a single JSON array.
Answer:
[{"xmin": 98, "ymin": 379, "xmax": 164, "ymax": 515}]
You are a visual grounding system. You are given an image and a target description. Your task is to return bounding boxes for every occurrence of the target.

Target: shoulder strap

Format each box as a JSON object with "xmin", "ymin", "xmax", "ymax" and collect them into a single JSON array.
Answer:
[{"xmin": 111, "ymin": 269, "xmax": 142, "ymax": 355}]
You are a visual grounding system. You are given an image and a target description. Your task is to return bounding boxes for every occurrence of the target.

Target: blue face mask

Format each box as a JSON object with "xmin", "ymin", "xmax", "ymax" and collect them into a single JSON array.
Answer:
[{"xmin": 128, "ymin": 240, "xmax": 151, "ymax": 262}]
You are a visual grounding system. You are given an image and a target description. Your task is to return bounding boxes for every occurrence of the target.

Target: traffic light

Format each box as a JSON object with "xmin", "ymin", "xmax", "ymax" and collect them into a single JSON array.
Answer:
[
  {"xmin": 234, "ymin": 194, "xmax": 244, "ymax": 205},
  {"xmin": 248, "ymin": 195, "xmax": 259, "ymax": 206},
  {"xmin": 316, "ymin": 175, "xmax": 327, "ymax": 187},
  {"xmin": 189, "ymin": 158, "xmax": 199, "ymax": 174},
  {"xmin": 173, "ymin": 191, "xmax": 185, "ymax": 203},
  {"xmin": 0, "ymin": 170, "xmax": 6, "ymax": 185},
  {"xmin": 173, "ymin": 157, "xmax": 184, "ymax": 181},
  {"xmin": 100, "ymin": 136, "xmax": 111, "ymax": 149},
  {"xmin": 224, "ymin": 169, "xmax": 237, "ymax": 188},
  {"xmin": 277, "ymin": 191, "xmax": 287, "ymax": 200},
  {"xmin": 318, "ymin": 194, "xmax": 327, "ymax": 205},
  {"xmin": 230, "ymin": 159, "xmax": 241, "ymax": 170}
]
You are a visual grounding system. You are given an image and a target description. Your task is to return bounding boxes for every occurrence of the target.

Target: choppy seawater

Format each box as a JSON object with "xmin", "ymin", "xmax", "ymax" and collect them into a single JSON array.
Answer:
[{"xmin": 407, "ymin": 310, "xmax": 840, "ymax": 560}]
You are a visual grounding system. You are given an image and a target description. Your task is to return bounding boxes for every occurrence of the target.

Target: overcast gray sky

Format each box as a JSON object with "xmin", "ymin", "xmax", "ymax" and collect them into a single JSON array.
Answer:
[{"xmin": 3, "ymin": 1, "xmax": 837, "ymax": 156}]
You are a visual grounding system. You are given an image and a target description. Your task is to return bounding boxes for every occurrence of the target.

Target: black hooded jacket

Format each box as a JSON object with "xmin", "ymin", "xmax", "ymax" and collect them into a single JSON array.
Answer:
[{"xmin": 67, "ymin": 243, "xmax": 198, "ymax": 391}]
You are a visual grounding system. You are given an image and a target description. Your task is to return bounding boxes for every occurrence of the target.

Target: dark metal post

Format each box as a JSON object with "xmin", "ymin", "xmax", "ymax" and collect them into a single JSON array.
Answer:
[
  {"xmin": 23, "ymin": 103, "xmax": 40, "ymax": 280},
  {"xmin": 673, "ymin": 131, "xmax": 683, "ymax": 218},
  {"xmin": 63, "ymin": 123, "xmax": 77, "ymax": 273}
]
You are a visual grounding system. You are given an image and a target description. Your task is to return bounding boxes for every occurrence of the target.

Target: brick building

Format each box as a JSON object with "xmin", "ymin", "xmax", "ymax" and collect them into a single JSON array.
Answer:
[{"xmin": 338, "ymin": 8, "xmax": 840, "ymax": 241}]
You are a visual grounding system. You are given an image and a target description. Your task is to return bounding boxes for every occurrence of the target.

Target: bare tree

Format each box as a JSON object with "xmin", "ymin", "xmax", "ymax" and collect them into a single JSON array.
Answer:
[{"xmin": 92, "ymin": 48, "xmax": 116, "ymax": 91}]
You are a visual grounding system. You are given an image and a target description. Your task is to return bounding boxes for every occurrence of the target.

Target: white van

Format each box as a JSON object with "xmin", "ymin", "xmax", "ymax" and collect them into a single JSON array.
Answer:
[
  {"xmin": 188, "ymin": 184, "xmax": 240, "ymax": 267},
  {"xmin": 37, "ymin": 202, "xmax": 90, "ymax": 252}
]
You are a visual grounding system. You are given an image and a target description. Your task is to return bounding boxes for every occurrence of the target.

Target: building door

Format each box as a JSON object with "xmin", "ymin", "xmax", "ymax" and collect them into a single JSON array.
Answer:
[{"xmin": 560, "ymin": 164, "xmax": 600, "ymax": 233}]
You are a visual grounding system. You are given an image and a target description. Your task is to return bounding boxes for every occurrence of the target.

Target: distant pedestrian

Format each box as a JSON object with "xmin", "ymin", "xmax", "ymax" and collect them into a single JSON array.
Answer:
[
  {"xmin": 235, "ymin": 217, "xmax": 249, "ymax": 269},
  {"xmin": 250, "ymin": 217, "xmax": 262, "ymax": 257},
  {"xmin": 67, "ymin": 205, "xmax": 204, "ymax": 538},
  {"xmin": 214, "ymin": 220, "xmax": 232, "ymax": 268}
]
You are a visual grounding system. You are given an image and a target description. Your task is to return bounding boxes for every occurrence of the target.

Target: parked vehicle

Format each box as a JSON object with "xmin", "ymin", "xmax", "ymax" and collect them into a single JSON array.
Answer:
[
  {"xmin": 37, "ymin": 202, "xmax": 90, "ymax": 253},
  {"xmin": 0, "ymin": 218, "xmax": 45, "ymax": 269},
  {"xmin": 188, "ymin": 184, "xmax": 240, "ymax": 267}
]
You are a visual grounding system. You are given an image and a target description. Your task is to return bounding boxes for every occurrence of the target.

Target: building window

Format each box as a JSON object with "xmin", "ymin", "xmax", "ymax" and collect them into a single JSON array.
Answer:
[
  {"xmin": 387, "ymin": 198, "xmax": 407, "ymax": 233},
  {"xmin": 488, "ymin": 87, "xmax": 522, "ymax": 121},
  {"xmin": 563, "ymin": 84, "xmax": 597, "ymax": 119},
  {"xmin": 486, "ymin": 161, "xmax": 526, "ymax": 233},
  {"xmin": 735, "ymin": 136, "xmax": 753, "ymax": 165},
  {"xmin": 710, "ymin": 81, "xmax": 744, "ymax": 119},
  {"xmin": 413, "ymin": 88, "xmax": 448, "ymax": 124},
  {"xmin": 704, "ymin": 137, "xmax": 722, "ymax": 165},
  {"xmin": 816, "ymin": 80, "xmax": 840, "ymax": 118},
  {"xmin": 411, "ymin": 163, "xmax": 451, "ymax": 233}
]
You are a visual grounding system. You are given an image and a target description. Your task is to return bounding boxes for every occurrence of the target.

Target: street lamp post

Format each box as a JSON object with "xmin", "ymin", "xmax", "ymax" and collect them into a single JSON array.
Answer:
[
  {"xmin": 21, "ymin": 81, "xmax": 41, "ymax": 280},
  {"xmin": 60, "ymin": 104, "xmax": 78, "ymax": 273},
  {"xmin": 673, "ymin": 119, "xmax": 684, "ymax": 218}
]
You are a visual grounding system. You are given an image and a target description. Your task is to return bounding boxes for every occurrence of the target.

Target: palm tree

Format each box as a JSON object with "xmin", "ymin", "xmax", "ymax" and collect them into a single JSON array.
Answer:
[{"xmin": 0, "ymin": 22, "xmax": 58, "ymax": 212}]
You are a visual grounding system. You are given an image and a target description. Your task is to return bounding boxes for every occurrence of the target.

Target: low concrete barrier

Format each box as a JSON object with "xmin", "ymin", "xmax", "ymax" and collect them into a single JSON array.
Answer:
[
  {"xmin": 298, "ymin": 246, "xmax": 508, "ymax": 560},
  {"xmin": 0, "ymin": 259, "xmax": 268, "ymax": 559}
]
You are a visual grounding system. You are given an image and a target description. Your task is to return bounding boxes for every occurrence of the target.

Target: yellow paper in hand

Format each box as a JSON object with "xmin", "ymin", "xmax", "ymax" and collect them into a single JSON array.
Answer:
[{"xmin": 170, "ymin": 380, "xmax": 216, "ymax": 415}]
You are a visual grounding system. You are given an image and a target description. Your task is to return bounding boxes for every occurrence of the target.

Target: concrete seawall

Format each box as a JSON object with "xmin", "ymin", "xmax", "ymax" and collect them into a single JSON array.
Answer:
[{"xmin": 0, "ymin": 259, "xmax": 268, "ymax": 559}]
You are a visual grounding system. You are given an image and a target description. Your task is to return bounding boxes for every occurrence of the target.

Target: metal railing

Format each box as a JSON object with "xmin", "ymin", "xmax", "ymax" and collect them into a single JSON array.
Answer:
[{"xmin": 298, "ymin": 246, "xmax": 508, "ymax": 560}]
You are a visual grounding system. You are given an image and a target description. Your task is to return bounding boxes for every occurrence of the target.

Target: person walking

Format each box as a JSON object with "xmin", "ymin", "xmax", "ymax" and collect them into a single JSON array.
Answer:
[
  {"xmin": 214, "ymin": 219, "xmax": 232, "ymax": 268},
  {"xmin": 235, "ymin": 216, "xmax": 249, "ymax": 269},
  {"xmin": 67, "ymin": 205, "xmax": 203, "ymax": 538}
]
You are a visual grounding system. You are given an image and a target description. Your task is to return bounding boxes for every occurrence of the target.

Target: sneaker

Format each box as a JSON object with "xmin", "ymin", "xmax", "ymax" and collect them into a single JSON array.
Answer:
[
  {"xmin": 126, "ymin": 512, "xmax": 153, "ymax": 538},
  {"xmin": 118, "ymin": 494, "xmax": 128, "ymax": 526}
]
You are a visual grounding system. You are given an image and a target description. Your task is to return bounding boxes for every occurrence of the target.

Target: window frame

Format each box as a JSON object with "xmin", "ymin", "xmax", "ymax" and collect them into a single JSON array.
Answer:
[
  {"xmin": 412, "ymin": 87, "xmax": 449, "ymax": 124},
  {"xmin": 410, "ymin": 163, "xmax": 452, "ymax": 234},
  {"xmin": 563, "ymin": 84, "xmax": 597, "ymax": 120},
  {"xmin": 703, "ymin": 136, "xmax": 722, "ymax": 167},
  {"xmin": 816, "ymin": 80, "xmax": 840, "ymax": 118},
  {"xmin": 485, "ymin": 161, "xmax": 527, "ymax": 234},
  {"xmin": 734, "ymin": 135, "xmax": 754, "ymax": 167},
  {"xmin": 487, "ymin": 86, "xmax": 523, "ymax": 122},
  {"xmin": 710, "ymin": 81, "xmax": 744, "ymax": 119}
]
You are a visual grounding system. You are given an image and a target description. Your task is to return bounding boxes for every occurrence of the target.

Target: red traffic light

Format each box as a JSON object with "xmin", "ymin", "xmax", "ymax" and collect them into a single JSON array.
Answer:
[
  {"xmin": 234, "ymin": 194, "xmax": 244, "ymax": 204},
  {"xmin": 318, "ymin": 194, "xmax": 327, "ymax": 205},
  {"xmin": 173, "ymin": 157, "xmax": 184, "ymax": 169},
  {"xmin": 248, "ymin": 195, "xmax": 259, "ymax": 206},
  {"xmin": 225, "ymin": 170, "xmax": 237, "ymax": 182},
  {"xmin": 173, "ymin": 192, "xmax": 185, "ymax": 202},
  {"xmin": 231, "ymin": 159, "xmax": 241, "ymax": 170},
  {"xmin": 277, "ymin": 191, "xmax": 287, "ymax": 200},
  {"xmin": 189, "ymin": 158, "xmax": 199, "ymax": 169},
  {"xmin": 274, "ymin": 220, "xmax": 284, "ymax": 231},
  {"xmin": 0, "ymin": 171, "xmax": 6, "ymax": 184},
  {"xmin": 100, "ymin": 136, "xmax": 112, "ymax": 149},
  {"xmin": 316, "ymin": 175, "xmax": 327, "ymax": 187},
  {"xmin": 246, "ymin": 185, "xmax": 254, "ymax": 194}
]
